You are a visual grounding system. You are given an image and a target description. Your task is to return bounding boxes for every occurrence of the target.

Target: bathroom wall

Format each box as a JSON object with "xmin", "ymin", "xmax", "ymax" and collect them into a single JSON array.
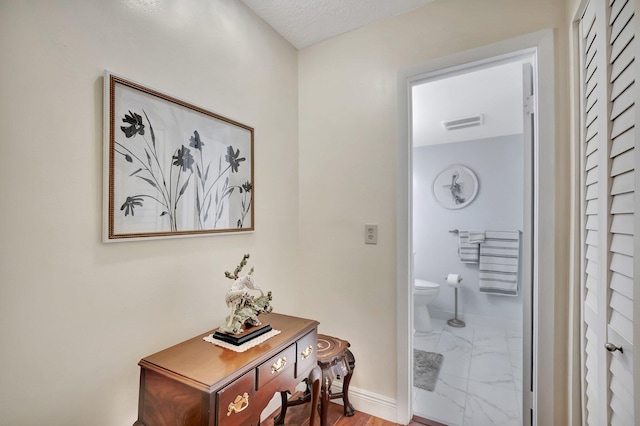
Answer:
[{"xmin": 413, "ymin": 134, "xmax": 524, "ymax": 322}]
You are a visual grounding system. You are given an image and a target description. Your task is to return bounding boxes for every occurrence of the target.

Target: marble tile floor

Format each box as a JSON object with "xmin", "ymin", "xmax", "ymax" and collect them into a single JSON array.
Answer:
[{"xmin": 413, "ymin": 318, "xmax": 523, "ymax": 426}]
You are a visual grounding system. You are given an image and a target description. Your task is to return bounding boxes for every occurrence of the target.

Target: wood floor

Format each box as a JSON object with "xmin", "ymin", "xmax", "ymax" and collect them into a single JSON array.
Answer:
[{"xmin": 262, "ymin": 400, "xmax": 429, "ymax": 426}]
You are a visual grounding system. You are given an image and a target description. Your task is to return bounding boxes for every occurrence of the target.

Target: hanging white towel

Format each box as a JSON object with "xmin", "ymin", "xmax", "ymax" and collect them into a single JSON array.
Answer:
[
  {"xmin": 479, "ymin": 230, "xmax": 520, "ymax": 296},
  {"xmin": 458, "ymin": 230, "xmax": 479, "ymax": 264},
  {"xmin": 468, "ymin": 230, "xmax": 486, "ymax": 243}
]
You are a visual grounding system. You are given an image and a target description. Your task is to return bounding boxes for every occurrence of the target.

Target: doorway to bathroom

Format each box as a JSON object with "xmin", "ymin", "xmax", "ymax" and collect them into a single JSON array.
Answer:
[
  {"xmin": 396, "ymin": 31, "xmax": 557, "ymax": 426},
  {"xmin": 410, "ymin": 53, "xmax": 531, "ymax": 426}
]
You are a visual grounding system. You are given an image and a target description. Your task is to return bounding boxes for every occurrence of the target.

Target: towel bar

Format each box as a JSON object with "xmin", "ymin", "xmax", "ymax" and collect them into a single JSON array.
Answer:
[{"xmin": 449, "ymin": 229, "xmax": 522, "ymax": 235}]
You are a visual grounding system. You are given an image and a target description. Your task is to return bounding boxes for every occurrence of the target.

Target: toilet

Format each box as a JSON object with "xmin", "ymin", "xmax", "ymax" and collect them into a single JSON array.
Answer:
[{"xmin": 414, "ymin": 279, "xmax": 440, "ymax": 333}]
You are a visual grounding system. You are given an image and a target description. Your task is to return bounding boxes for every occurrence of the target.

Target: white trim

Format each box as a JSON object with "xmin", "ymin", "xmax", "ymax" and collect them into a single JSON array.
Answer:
[
  {"xmin": 532, "ymin": 28, "xmax": 556, "ymax": 426},
  {"xmin": 262, "ymin": 383, "xmax": 398, "ymax": 423},
  {"xmin": 329, "ymin": 383, "xmax": 398, "ymax": 423},
  {"xmin": 396, "ymin": 48, "xmax": 413, "ymax": 426},
  {"xmin": 260, "ymin": 382, "xmax": 396, "ymax": 423},
  {"xmin": 397, "ymin": 28, "xmax": 555, "ymax": 425},
  {"xmin": 568, "ymin": 4, "xmax": 586, "ymax": 425}
]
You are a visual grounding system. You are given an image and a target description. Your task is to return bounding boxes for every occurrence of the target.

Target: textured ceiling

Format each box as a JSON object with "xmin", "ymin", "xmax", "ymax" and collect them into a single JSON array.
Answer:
[
  {"xmin": 240, "ymin": 0, "xmax": 436, "ymax": 49},
  {"xmin": 241, "ymin": 0, "xmax": 528, "ymax": 147}
]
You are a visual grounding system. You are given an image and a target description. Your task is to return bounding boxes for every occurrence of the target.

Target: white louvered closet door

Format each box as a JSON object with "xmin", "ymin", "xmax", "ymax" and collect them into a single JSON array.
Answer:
[{"xmin": 579, "ymin": 0, "xmax": 638, "ymax": 425}]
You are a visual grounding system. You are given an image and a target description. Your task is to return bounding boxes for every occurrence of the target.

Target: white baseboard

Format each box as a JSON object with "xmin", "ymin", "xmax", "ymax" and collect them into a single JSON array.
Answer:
[
  {"xmin": 261, "ymin": 381, "xmax": 398, "ymax": 423},
  {"xmin": 329, "ymin": 382, "xmax": 398, "ymax": 423}
]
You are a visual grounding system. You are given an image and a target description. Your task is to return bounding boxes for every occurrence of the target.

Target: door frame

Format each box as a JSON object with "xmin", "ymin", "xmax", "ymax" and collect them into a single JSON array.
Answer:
[{"xmin": 396, "ymin": 29, "xmax": 556, "ymax": 425}]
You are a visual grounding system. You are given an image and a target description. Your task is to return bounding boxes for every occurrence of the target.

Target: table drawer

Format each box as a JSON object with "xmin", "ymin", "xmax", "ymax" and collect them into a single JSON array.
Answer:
[
  {"xmin": 216, "ymin": 369, "xmax": 256, "ymax": 426},
  {"xmin": 256, "ymin": 344, "xmax": 296, "ymax": 390},
  {"xmin": 295, "ymin": 330, "xmax": 317, "ymax": 378}
]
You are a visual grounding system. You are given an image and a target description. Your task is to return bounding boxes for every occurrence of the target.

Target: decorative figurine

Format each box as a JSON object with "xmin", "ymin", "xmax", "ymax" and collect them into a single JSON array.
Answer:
[{"xmin": 218, "ymin": 254, "xmax": 273, "ymax": 335}]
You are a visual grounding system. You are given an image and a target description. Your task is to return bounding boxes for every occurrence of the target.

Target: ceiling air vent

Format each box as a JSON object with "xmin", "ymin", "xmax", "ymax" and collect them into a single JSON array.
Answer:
[{"xmin": 441, "ymin": 114, "xmax": 483, "ymax": 131}]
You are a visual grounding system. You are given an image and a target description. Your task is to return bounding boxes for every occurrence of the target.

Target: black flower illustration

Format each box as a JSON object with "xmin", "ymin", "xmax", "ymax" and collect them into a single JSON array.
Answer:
[
  {"xmin": 173, "ymin": 145, "xmax": 194, "ymax": 172},
  {"xmin": 225, "ymin": 145, "xmax": 245, "ymax": 173},
  {"xmin": 121, "ymin": 110, "xmax": 145, "ymax": 138},
  {"xmin": 189, "ymin": 130, "xmax": 205, "ymax": 151},
  {"xmin": 120, "ymin": 196, "xmax": 143, "ymax": 216},
  {"xmin": 115, "ymin": 110, "xmax": 252, "ymax": 232}
]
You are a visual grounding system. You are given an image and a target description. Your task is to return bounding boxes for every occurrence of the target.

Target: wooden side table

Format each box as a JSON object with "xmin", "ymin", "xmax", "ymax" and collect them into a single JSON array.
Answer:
[
  {"xmin": 132, "ymin": 313, "xmax": 320, "ymax": 426},
  {"xmin": 275, "ymin": 334, "xmax": 355, "ymax": 426}
]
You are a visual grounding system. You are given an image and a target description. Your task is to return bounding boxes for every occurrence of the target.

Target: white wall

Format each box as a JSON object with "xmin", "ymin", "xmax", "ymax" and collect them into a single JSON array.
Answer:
[
  {"xmin": 298, "ymin": 0, "xmax": 570, "ymax": 422},
  {"xmin": 0, "ymin": 0, "xmax": 575, "ymax": 424},
  {"xmin": 413, "ymin": 135, "xmax": 524, "ymax": 322},
  {"xmin": 0, "ymin": 1, "xmax": 299, "ymax": 425}
]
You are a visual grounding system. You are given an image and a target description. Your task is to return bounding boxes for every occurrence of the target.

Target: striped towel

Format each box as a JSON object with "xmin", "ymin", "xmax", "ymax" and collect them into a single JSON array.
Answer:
[
  {"xmin": 468, "ymin": 230, "xmax": 486, "ymax": 243},
  {"xmin": 479, "ymin": 230, "xmax": 521, "ymax": 296},
  {"xmin": 458, "ymin": 230, "xmax": 479, "ymax": 264}
]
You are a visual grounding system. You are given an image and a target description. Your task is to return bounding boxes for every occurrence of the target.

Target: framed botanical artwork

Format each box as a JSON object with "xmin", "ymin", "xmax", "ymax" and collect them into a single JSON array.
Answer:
[
  {"xmin": 103, "ymin": 72, "xmax": 254, "ymax": 242},
  {"xmin": 432, "ymin": 165, "xmax": 478, "ymax": 209}
]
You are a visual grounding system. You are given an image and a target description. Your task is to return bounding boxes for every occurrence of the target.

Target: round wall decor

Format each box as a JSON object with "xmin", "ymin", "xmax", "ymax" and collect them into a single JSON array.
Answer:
[{"xmin": 432, "ymin": 165, "xmax": 478, "ymax": 209}]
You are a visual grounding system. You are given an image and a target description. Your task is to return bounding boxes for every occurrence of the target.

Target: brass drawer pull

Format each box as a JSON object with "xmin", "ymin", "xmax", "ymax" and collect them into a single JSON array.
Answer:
[
  {"xmin": 227, "ymin": 392, "xmax": 249, "ymax": 416},
  {"xmin": 301, "ymin": 345, "xmax": 313, "ymax": 360},
  {"xmin": 271, "ymin": 356, "xmax": 287, "ymax": 374}
]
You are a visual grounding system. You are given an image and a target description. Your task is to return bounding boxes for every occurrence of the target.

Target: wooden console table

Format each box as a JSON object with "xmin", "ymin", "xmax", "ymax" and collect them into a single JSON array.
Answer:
[{"xmin": 133, "ymin": 313, "xmax": 320, "ymax": 426}]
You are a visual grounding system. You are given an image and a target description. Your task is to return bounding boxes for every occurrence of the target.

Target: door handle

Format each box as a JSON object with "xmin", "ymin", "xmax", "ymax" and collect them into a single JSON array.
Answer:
[{"xmin": 605, "ymin": 343, "xmax": 623, "ymax": 353}]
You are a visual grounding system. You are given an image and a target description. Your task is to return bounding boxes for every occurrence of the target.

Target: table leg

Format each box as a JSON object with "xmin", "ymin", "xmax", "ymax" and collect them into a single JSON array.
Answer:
[
  {"xmin": 273, "ymin": 391, "xmax": 289, "ymax": 425},
  {"xmin": 308, "ymin": 366, "xmax": 322, "ymax": 426},
  {"xmin": 320, "ymin": 373, "xmax": 331, "ymax": 426},
  {"xmin": 342, "ymin": 350, "xmax": 356, "ymax": 417}
]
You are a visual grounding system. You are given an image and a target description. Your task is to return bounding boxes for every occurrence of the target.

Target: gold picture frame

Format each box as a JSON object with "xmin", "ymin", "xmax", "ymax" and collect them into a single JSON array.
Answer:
[{"xmin": 103, "ymin": 72, "xmax": 254, "ymax": 241}]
